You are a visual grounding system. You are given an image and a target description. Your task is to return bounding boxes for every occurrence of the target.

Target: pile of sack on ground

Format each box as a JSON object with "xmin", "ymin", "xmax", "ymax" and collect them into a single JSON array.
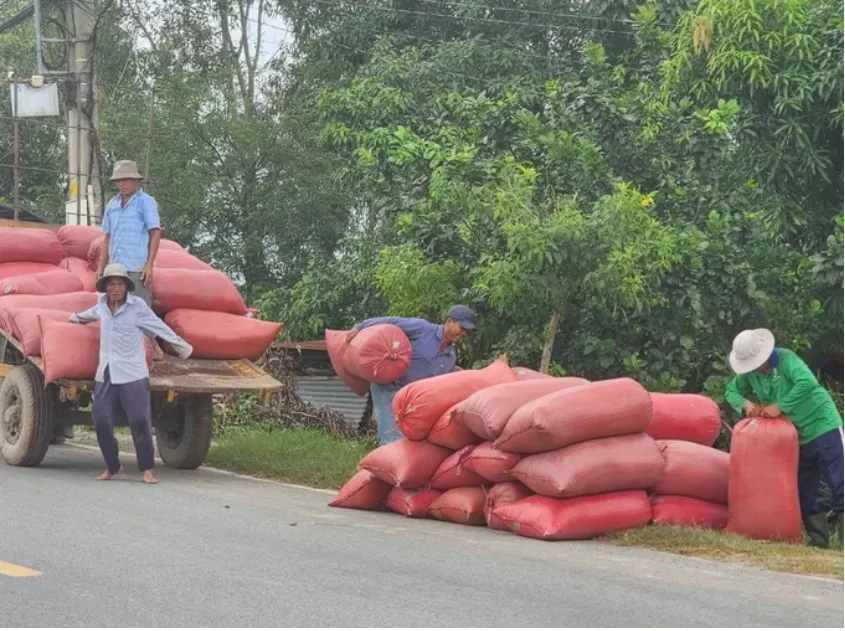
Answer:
[
  {"xmin": 328, "ymin": 324, "xmax": 799, "ymax": 543},
  {"xmin": 0, "ymin": 226, "xmax": 281, "ymax": 382}
]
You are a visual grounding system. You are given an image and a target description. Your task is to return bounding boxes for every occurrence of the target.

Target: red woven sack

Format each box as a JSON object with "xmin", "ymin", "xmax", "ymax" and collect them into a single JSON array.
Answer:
[
  {"xmin": 494, "ymin": 377, "xmax": 652, "ymax": 454},
  {"xmin": 384, "ymin": 488, "xmax": 442, "ymax": 517},
  {"xmin": 0, "ymin": 227, "xmax": 63, "ymax": 265},
  {"xmin": 646, "ymin": 393, "xmax": 721, "ymax": 446},
  {"xmin": 0, "ymin": 308, "xmax": 12, "ymax": 335},
  {"xmin": 57, "ymin": 225, "xmax": 102, "ymax": 259},
  {"xmin": 455, "ymin": 377, "xmax": 588, "ymax": 441},
  {"xmin": 359, "ymin": 439, "xmax": 452, "ymax": 488},
  {"xmin": 653, "ymin": 439, "xmax": 729, "ymax": 504},
  {"xmin": 726, "ymin": 417, "xmax": 802, "ymax": 544},
  {"xmin": 325, "ymin": 329, "xmax": 369, "ymax": 396},
  {"xmin": 427, "ymin": 487, "xmax": 487, "ymax": 526},
  {"xmin": 393, "ymin": 358, "xmax": 515, "ymax": 441},
  {"xmin": 492, "ymin": 490, "xmax": 652, "ymax": 540},
  {"xmin": 428, "ymin": 446, "xmax": 486, "ymax": 490},
  {"xmin": 40, "ymin": 319, "xmax": 99, "ymax": 382},
  {"xmin": 163, "ymin": 309, "xmax": 281, "ymax": 360},
  {"xmin": 59, "ymin": 257, "xmax": 96, "ymax": 292},
  {"xmin": 88, "ymin": 236, "xmax": 207, "ymax": 271},
  {"xmin": 0, "ymin": 262, "xmax": 57, "ymax": 280},
  {"xmin": 329, "ymin": 470, "xmax": 392, "ymax": 510},
  {"xmin": 651, "ymin": 495, "xmax": 728, "ymax": 530},
  {"xmin": 2, "ymin": 269, "xmax": 83, "ymax": 296},
  {"xmin": 511, "ymin": 367, "xmax": 554, "ymax": 381},
  {"xmin": 0, "ymin": 291, "xmax": 97, "ymax": 313},
  {"xmin": 461, "ymin": 441, "xmax": 522, "ymax": 483},
  {"xmin": 40, "ymin": 319, "xmax": 153, "ymax": 382},
  {"xmin": 4, "ymin": 308, "xmax": 73, "ymax": 355},
  {"xmin": 86, "ymin": 235, "xmax": 105, "ymax": 269},
  {"xmin": 511, "ymin": 433, "xmax": 664, "ymax": 498},
  {"xmin": 343, "ymin": 324, "xmax": 412, "ymax": 384},
  {"xmin": 151, "ymin": 269, "xmax": 247, "ymax": 315},
  {"xmin": 154, "ymin": 249, "xmax": 213, "ymax": 271},
  {"xmin": 485, "ymin": 482, "xmax": 533, "ymax": 531},
  {"xmin": 159, "ymin": 239, "xmax": 185, "ymax": 252},
  {"xmin": 427, "ymin": 403, "xmax": 482, "ymax": 450}
]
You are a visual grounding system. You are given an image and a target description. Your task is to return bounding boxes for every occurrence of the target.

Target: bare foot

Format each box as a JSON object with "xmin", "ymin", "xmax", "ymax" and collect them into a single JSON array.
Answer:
[
  {"xmin": 142, "ymin": 470, "xmax": 159, "ymax": 484},
  {"xmin": 96, "ymin": 466, "xmax": 123, "ymax": 481}
]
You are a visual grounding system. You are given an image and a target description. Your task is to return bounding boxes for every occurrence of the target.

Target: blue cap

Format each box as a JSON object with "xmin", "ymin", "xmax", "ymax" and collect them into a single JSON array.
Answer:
[{"xmin": 447, "ymin": 304, "xmax": 476, "ymax": 330}]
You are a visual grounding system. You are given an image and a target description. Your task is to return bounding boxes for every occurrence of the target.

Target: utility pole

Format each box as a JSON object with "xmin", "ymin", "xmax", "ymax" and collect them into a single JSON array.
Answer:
[
  {"xmin": 64, "ymin": 0, "xmax": 101, "ymax": 226},
  {"xmin": 9, "ymin": 72, "xmax": 21, "ymax": 220}
]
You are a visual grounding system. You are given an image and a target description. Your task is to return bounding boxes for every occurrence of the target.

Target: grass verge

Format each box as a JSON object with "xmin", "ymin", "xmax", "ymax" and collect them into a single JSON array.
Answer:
[
  {"xmin": 206, "ymin": 427, "xmax": 843, "ymax": 580},
  {"xmin": 604, "ymin": 525, "xmax": 843, "ymax": 579},
  {"xmin": 206, "ymin": 426, "xmax": 376, "ymax": 490}
]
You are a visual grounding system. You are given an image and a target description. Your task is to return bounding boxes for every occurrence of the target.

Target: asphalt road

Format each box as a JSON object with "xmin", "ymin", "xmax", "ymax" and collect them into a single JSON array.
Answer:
[{"xmin": 1, "ymin": 445, "xmax": 843, "ymax": 628}]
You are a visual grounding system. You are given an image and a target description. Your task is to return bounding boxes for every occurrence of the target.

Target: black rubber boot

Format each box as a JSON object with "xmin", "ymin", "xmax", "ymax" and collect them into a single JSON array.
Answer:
[{"xmin": 803, "ymin": 513, "xmax": 831, "ymax": 549}]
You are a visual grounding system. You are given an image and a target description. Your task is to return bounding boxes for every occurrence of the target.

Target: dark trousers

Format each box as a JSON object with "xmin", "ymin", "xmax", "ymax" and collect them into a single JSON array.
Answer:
[
  {"xmin": 92, "ymin": 367, "xmax": 155, "ymax": 473},
  {"xmin": 798, "ymin": 427, "xmax": 844, "ymax": 517}
]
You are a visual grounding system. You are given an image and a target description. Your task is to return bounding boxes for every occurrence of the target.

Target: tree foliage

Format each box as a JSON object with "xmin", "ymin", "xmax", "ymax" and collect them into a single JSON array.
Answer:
[{"xmin": 2, "ymin": 0, "xmax": 841, "ymax": 399}]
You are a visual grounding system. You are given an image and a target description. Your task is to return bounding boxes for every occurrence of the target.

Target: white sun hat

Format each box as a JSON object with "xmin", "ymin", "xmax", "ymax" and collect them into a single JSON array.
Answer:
[{"xmin": 729, "ymin": 328, "xmax": 775, "ymax": 374}]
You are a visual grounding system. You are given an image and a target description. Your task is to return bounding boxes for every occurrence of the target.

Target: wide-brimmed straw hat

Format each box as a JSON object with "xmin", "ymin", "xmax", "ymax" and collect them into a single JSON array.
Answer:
[
  {"xmin": 96, "ymin": 263, "xmax": 136, "ymax": 293},
  {"xmin": 729, "ymin": 328, "xmax": 775, "ymax": 374},
  {"xmin": 109, "ymin": 160, "xmax": 143, "ymax": 181}
]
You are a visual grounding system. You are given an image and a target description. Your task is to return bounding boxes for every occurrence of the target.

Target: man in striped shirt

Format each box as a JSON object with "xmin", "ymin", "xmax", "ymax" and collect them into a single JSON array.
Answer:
[{"xmin": 96, "ymin": 160, "xmax": 164, "ymax": 359}]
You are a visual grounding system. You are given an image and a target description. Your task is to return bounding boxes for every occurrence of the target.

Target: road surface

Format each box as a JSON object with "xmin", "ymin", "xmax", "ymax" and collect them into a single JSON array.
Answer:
[{"xmin": 1, "ymin": 445, "xmax": 842, "ymax": 627}]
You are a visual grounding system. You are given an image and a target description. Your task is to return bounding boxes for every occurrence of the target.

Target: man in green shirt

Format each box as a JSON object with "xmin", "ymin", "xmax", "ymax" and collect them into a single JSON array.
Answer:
[{"xmin": 726, "ymin": 328, "xmax": 843, "ymax": 548}]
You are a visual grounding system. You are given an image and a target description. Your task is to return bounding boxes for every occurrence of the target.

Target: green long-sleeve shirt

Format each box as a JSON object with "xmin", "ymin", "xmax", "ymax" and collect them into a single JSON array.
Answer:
[{"xmin": 725, "ymin": 348, "xmax": 843, "ymax": 444}]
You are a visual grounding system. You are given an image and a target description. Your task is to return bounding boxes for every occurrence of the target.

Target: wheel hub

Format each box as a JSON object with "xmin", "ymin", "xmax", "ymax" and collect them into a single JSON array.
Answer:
[
  {"xmin": 161, "ymin": 419, "xmax": 186, "ymax": 449},
  {"xmin": 2, "ymin": 402, "xmax": 23, "ymax": 446}
]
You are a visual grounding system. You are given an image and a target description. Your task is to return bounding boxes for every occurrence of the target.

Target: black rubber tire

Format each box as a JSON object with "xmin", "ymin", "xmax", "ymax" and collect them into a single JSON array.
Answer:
[
  {"xmin": 155, "ymin": 395, "xmax": 213, "ymax": 469},
  {"xmin": 0, "ymin": 364, "xmax": 54, "ymax": 466}
]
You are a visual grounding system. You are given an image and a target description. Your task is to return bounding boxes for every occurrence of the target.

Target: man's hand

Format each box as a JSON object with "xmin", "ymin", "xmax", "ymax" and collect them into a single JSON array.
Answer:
[
  {"xmin": 95, "ymin": 264, "xmax": 106, "ymax": 281},
  {"xmin": 141, "ymin": 262, "xmax": 154, "ymax": 287},
  {"xmin": 742, "ymin": 400, "xmax": 762, "ymax": 417},
  {"xmin": 346, "ymin": 328, "xmax": 359, "ymax": 343},
  {"xmin": 760, "ymin": 404, "xmax": 782, "ymax": 419}
]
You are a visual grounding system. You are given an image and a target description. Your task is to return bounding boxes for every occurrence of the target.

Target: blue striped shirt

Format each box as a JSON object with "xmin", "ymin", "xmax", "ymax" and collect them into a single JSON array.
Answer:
[
  {"xmin": 101, "ymin": 190, "xmax": 160, "ymax": 272},
  {"xmin": 71, "ymin": 294, "xmax": 192, "ymax": 385}
]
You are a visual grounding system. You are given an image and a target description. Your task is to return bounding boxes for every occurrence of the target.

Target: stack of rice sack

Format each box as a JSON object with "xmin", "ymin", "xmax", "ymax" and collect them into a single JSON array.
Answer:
[
  {"xmin": 329, "ymin": 357, "xmax": 516, "ymax": 518},
  {"xmin": 645, "ymin": 394, "xmax": 730, "ymax": 530},
  {"xmin": 0, "ymin": 226, "xmax": 281, "ymax": 382},
  {"xmin": 481, "ymin": 377, "xmax": 665, "ymax": 540},
  {"xmin": 331, "ymin": 359, "xmax": 730, "ymax": 541},
  {"xmin": 148, "ymin": 268, "xmax": 280, "ymax": 361}
]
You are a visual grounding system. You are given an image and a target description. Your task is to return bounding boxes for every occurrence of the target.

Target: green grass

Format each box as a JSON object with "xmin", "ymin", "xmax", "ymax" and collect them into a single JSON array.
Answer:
[
  {"xmin": 604, "ymin": 525, "xmax": 843, "ymax": 579},
  {"xmin": 206, "ymin": 426, "xmax": 376, "ymax": 489}
]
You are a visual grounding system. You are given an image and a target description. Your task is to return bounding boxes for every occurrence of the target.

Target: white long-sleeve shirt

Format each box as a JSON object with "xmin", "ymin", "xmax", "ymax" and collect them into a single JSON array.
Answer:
[{"xmin": 72, "ymin": 293, "xmax": 193, "ymax": 384}]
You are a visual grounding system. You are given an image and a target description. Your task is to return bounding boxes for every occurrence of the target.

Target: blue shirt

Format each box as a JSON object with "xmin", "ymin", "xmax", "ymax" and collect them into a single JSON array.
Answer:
[
  {"xmin": 357, "ymin": 316, "xmax": 456, "ymax": 386},
  {"xmin": 101, "ymin": 190, "xmax": 161, "ymax": 272},
  {"xmin": 71, "ymin": 294, "xmax": 192, "ymax": 385}
]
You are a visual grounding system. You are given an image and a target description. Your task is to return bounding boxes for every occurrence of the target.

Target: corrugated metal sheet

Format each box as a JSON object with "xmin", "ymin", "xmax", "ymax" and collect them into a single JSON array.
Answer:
[{"xmin": 295, "ymin": 376, "xmax": 369, "ymax": 428}]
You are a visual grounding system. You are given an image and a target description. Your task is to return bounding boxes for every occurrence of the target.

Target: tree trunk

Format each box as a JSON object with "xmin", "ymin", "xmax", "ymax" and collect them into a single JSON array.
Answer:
[{"xmin": 539, "ymin": 308, "xmax": 562, "ymax": 374}]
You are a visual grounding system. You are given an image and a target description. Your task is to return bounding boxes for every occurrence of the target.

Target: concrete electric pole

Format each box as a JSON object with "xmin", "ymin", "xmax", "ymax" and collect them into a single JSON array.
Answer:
[{"xmin": 44, "ymin": 0, "xmax": 102, "ymax": 226}]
